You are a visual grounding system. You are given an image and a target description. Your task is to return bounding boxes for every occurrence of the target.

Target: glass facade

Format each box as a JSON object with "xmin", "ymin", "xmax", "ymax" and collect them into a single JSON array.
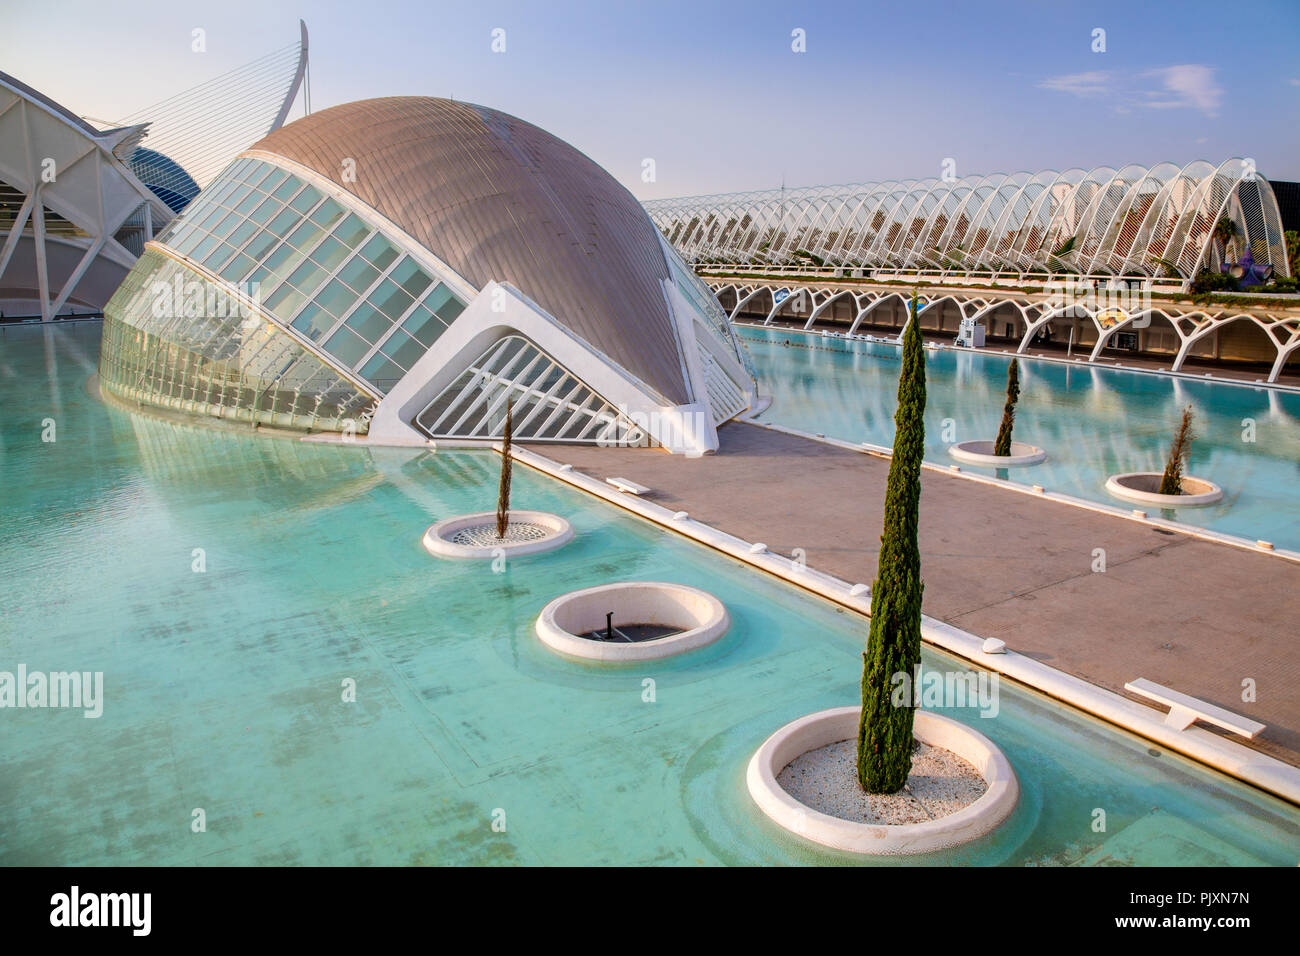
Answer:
[
  {"xmin": 98, "ymin": 248, "xmax": 375, "ymax": 432},
  {"xmin": 154, "ymin": 157, "xmax": 465, "ymax": 394}
]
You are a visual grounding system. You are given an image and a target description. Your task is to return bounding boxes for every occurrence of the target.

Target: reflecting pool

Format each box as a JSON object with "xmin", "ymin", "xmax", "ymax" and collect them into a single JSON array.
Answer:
[
  {"xmin": 740, "ymin": 325, "xmax": 1300, "ymax": 551},
  {"xmin": 1, "ymin": 321, "xmax": 1297, "ymax": 865}
]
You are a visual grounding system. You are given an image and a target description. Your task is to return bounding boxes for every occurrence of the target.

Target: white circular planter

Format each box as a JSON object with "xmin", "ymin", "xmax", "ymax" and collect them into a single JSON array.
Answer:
[
  {"xmin": 1105, "ymin": 472, "xmax": 1222, "ymax": 507},
  {"xmin": 422, "ymin": 510, "xmax": 573, "ymax": 559},
  {"xmin": 535, "ymin": 581, "xmax": 729, "ymax": 662},
  {"xmin": 747, "ymin": 706, "xmax": 1018, "ymax": 856},
  {"xmin": 948, "ymin": 440, "xmax": 1046, "ymax": 467}
]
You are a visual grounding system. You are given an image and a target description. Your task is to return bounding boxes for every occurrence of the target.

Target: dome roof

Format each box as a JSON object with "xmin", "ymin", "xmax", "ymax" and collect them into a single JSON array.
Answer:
[
  {"xmin": 129, "ymin": 147, "xmax": 200, "ymax": 214},
  {"xmin": 251, "ymin": 97, "xmax": 687, "ymax": 404}
]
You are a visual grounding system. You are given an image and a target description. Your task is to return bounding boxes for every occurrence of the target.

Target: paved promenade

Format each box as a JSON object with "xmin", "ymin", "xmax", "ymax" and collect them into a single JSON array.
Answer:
[{"xmin": 541, "ymin": 422, "xmax": 1300, "ymax": 767}]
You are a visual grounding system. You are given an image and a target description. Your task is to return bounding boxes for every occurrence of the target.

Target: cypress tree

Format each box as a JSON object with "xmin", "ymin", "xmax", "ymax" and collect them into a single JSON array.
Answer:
[
  {"xmin": 496, "ymin": 400, "xmax": 513, "ymax": 538},
  {"xmin": 1158, "ymin": 405, "xmax": 1195, "ymax": 496},
  {"xmin": 993, "ymin": 358, "xmax": 1020, "ymax": 457},
  {"xmin": 857, "ymin": 291, "xmax": 927, "ymax": 794}
]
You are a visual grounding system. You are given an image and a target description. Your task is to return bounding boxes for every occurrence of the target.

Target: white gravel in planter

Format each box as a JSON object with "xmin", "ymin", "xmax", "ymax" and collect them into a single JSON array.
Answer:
[{"xmin": 776, "ymin": 738, "xmax": 987, "ymax": 825}]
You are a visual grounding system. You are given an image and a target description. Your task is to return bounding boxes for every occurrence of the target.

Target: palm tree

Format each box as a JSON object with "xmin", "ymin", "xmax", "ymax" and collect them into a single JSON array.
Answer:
[
  {"xmin": 1213, "ymin": 216, "xmax": 1239, "ymax": 266},
  {"xmin": 496, "ymin": 400, "xmax": 514, "ymax": 538}
]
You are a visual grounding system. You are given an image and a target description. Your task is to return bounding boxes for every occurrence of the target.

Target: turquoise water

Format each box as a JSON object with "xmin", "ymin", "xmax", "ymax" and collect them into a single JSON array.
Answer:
[
  {"xmin": 740, "ymin": 325, "xmax": 1300, "ymax": 552},
  {"xmin": 1, "ymin": 320, "xmax": 1297, "ymax": 865}
]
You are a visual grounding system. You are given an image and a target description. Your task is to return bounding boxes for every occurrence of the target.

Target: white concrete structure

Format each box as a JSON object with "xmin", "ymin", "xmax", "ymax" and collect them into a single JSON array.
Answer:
[
  {"xmin": 948, "ymin": 440, "xmax": 1046, "ymax": 466},
  {"xmin": 422, "ymin": 510, "xmax": 573, "ymax": 559},
  {"xmin": 1, "ymin": 25, "xmax": 309, "ymax": 320},
  {"xmin": 100, "ymin": 98, "xmax": 757, "ymax": 453},
  {"xmin": 0, "ymin": 73, "xmax": 173, "ymax": 320},
  {"xmin": 1105, "ymin": 472, "xmax": 1223, "ymax": 506},
  {"xmin": 1124, "ymin": 679, "xmax": 1265, "ymax": 737},
  {"xmin": 535, "ymin": 582, "xmax": 729, "ymax": 661},
  {"xmin": 648, "ymin": 161, "xmax": 1290, "ymax": 287},
  {"xmin": 746, "ymin": 706, "xmax": 1019, "ymax": 855},
  {"xmin": 719, "ymin": 282, "xmax": 1300, "ymax": 383}
]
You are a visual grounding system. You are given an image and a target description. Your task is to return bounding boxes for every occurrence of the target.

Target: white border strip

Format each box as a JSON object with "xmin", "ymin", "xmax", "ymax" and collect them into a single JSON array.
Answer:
[{"xmin": 511, "ymin": 444, "xmax": 1300, "ymax": 806}]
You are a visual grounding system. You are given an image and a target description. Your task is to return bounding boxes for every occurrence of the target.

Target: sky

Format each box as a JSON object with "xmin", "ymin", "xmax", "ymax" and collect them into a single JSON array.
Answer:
[{"xmin": 4, "ymin": 0, "xmax": 1298, "ymax": 200}]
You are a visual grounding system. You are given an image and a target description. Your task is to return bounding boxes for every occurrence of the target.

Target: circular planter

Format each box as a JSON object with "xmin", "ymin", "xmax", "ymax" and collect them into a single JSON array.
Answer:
[
  {"xmin": 535, "ymin": 581, "xmax": 729, "ymax": 662},
  {"xmin": 422, "ymin": 510, "xmax": 573, "ymax": 559},
  {"xmin": 1104, "ymin": 472, "xmax": 1222, "ymax": 507},
  {"xmin": 747, "ymin": 706, "xmax": 1018, "ymax": 856},
  {"xmin": 948, "ymin": 440, "xmax": 1046, "ymax": 467}
]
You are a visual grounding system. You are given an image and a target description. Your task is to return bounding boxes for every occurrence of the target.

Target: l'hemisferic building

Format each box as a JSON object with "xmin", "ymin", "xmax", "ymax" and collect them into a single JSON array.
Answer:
[{"xmin": 99, "ymin": 97, "xmax": 758, "ymax": 455}]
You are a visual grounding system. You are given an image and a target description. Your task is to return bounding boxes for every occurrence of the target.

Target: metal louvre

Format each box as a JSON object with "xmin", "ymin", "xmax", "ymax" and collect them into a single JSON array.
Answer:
[{"xmin": 414, "ymin": 335, "xmax": 651, "ymax": 446}]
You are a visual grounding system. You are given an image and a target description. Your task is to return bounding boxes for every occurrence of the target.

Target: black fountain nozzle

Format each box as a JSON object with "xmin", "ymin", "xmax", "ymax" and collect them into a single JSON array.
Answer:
[{"xmin": 605, "ymin": 611, "xmax": 614, "ymax": 642}]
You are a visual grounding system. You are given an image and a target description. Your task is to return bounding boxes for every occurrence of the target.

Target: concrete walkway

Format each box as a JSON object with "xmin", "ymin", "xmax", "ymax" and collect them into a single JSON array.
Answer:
[{"xmin": 538, "ymin": 423, "xmax": 1300, "ymax": 767}]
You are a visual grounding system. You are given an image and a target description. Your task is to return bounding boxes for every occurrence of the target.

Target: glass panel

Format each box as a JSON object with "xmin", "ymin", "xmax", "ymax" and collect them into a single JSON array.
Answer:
[
  {"xmin": 268, "ymin": 208, "xmax": 300, "ymax": 236},
  {"xmin": 360, "ymin": 355, "xmax": 405, "ymax": 390},
  {"xmin": 292, "ymin": 307, "xmax": 338, "ymax": 342},
  {"xmin": 290, "ymin": 186, "xmax": 321, "ymax": 214},
  {"xmin": 345, "ymin": 304, "xmax": 390, "ymax": 343},
  {"xmin": 324, "ymin": 327, "xmax": 371, "ymax": 367},
  {"xmin": 211, "ymin": 210, "xmax": 240, "ymax": 236},
  {"xmin": 260, "ymin": 168, "xmax": 290, "ymax": 194},
  {"xmin": 335, "ymin": 215, "xmax": 370, "ymax": 248},
  {"xmin": 228, "ymin": 219, "xmax": 259, "ymax": 250},
  {"xmin": 191, "ymin": 234, "xmax": 220, "ymax": 261},
  {"xmin": 390, "ymin": 258, "xmax": 432, "ymax": 298},
  {"xmin": 286, "ymin": 219, "xmax": 324, "ymax": 250},
  {"xmin": 242, "ymin": 230, "xmax": 280, "ymax": 263},
  {"xmin": 287, "ymin": 259, "xmax": 326, "ymax": 295},
  {"xmin": 360, "ymin": 234, "xmax": 398, "ymax": 270},
  {"xmin": 234, "ymin": 190, "xmax": 263, "ymax": 215},
  {"xmin": 202, "ymin": 242, "xmax": 237, "ymax": 270},
  {"xmin": 309, "ymin": 235, "xmax": 349, "ymax": 272},
  {"xmin": 369, "ymin": 280, "xmax": 412, "ymax": 320},
  {"xmin": 380, "ymin": 330, "xmax": 425, "ymax": 369},
  {"xmin": 401, "ymin": 307, "xmax": 444, "ymax": 347},
  {"xmin": 339, "ymin": 257, "xmax": 379, "ymax": 293},
  {"xmin": 248, "ymin": 197, "xmax": 280, "ymax": 225},
  {"xmin": 435, "ymin": 295, "xmax": 466, "ymax": 323},
  {"xmin": 219, "ymin": 254, "xmax": 255, "ymax": 282},
  {"xmin": 313, "ymin": 278, "xmax": 358, "ymax": 318},
  {"xmin": 310, "ymin": 198, "xmax": 343, "ymax": 228},
  {"xmin": 272, "ymin": 177, "xmax": 300, "ymax": 202}
]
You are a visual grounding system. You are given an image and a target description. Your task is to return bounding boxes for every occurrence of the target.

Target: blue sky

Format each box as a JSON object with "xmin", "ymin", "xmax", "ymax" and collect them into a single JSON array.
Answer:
[{"xmin": 4, "ymin": 0, "xmax": 1297, "ymax": 198}]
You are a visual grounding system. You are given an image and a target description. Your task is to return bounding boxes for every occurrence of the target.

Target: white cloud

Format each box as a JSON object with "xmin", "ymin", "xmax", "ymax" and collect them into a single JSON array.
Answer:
[
  {"xmin": 1142, "ymin": 65, "xmax": 1223, "ymax": 116},
  {"xmin": 1039, "ymin": 65, "xmax": 1223, "ymax": 118},
  {"xmin": 1038, "ymin": 71, "xmax": 1113, "ymax": 97}
]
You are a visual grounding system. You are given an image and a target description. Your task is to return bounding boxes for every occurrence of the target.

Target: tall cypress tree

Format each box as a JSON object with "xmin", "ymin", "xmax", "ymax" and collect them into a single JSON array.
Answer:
[
  {"xmin": 857, "ymin": 291, "xmax": 927, "ymax": 794},
  {"xmin": 993, "ymin": 358, "xmax": 1020, "ymax": 457}
]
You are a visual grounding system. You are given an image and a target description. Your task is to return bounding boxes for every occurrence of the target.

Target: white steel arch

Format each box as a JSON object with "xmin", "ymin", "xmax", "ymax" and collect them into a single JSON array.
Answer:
[{"xmin": 650, "ymin": 161, "xmax": 1292, "ymax": 289}]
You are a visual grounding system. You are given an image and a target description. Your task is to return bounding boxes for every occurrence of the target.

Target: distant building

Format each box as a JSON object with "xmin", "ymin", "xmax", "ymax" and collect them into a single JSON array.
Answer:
[{"xmin": 0, "ymin": 22, "xmax": 308, "ymax": 320}]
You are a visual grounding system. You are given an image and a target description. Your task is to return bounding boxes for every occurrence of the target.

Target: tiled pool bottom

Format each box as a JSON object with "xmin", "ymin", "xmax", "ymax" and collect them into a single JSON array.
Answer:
[
  {"xmin": 738, "ymin": 325, "xmax": 1300, "ymax": 552},
  {"xmin": 1, "ymin": 322, "xmax": 1297, "ymax": 866}
]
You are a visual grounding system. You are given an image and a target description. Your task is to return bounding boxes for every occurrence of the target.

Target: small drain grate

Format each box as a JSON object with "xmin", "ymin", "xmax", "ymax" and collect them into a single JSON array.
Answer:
[{"xmin": 449, "ymin": 522, "xmax": 555, "ymax": 547}]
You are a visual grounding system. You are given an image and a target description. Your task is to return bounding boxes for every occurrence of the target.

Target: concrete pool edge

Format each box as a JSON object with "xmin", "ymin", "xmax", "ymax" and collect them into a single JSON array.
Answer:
[{"xmin": 511, "ymin": 444, "xmax": 1300, "ymax": 807}]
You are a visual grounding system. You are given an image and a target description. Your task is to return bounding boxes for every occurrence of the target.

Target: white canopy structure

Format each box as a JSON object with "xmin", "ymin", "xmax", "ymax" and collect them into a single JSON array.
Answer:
[
  {"xmin": 646, "ymin": 161, "xmax": 1290, "ymax": 287},
  {"xmin": 0, "ymin": 22, "xmax": 308, "ymax": 320}
]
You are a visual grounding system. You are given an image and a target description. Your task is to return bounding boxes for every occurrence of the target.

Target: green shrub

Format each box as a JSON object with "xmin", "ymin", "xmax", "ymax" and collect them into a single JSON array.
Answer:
[{"xmin": 1189, "ymin": 270, "xmax": 1239, "ymax": 294}]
